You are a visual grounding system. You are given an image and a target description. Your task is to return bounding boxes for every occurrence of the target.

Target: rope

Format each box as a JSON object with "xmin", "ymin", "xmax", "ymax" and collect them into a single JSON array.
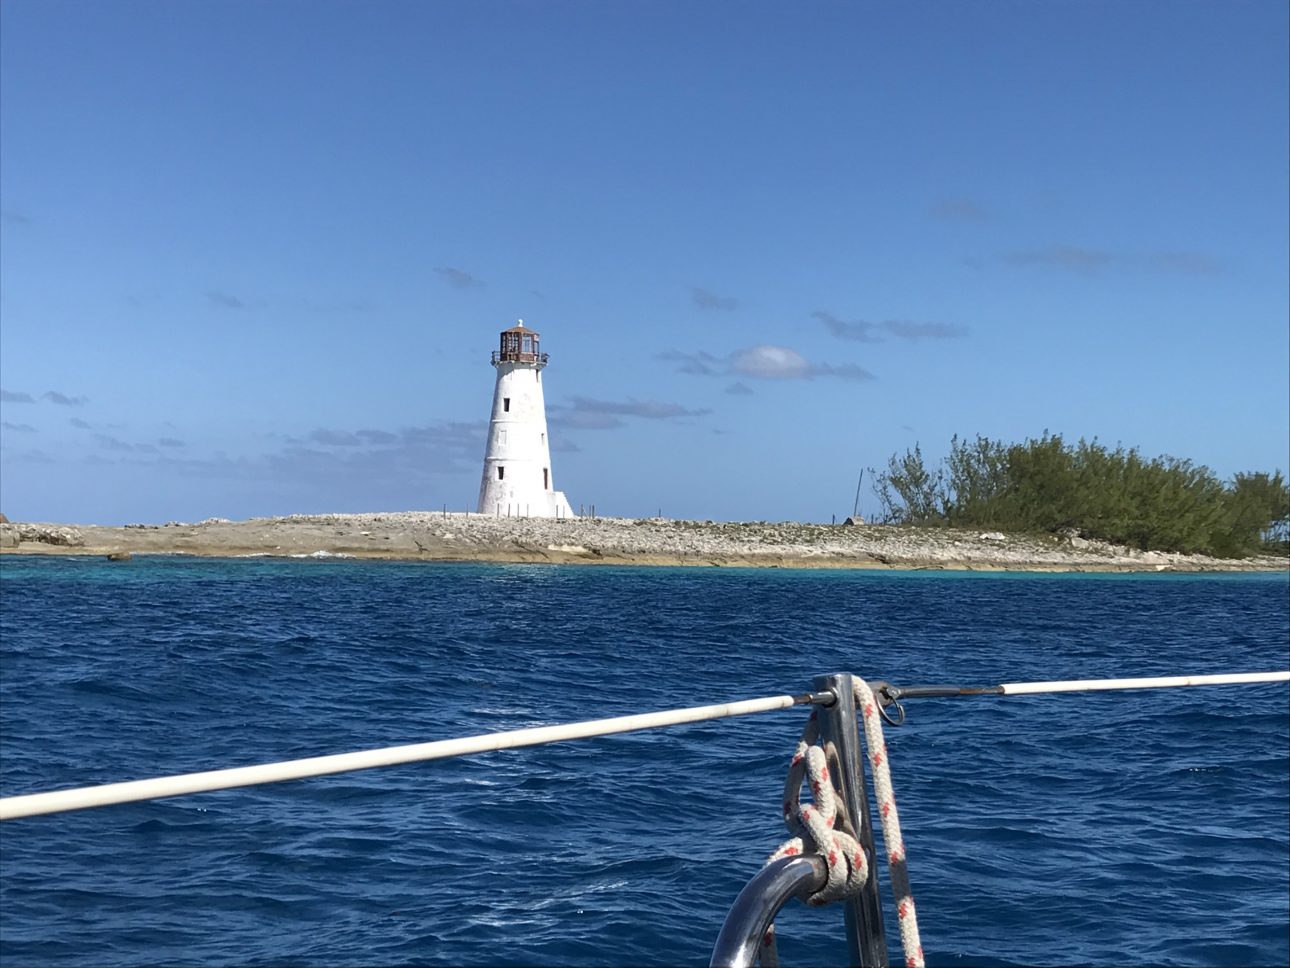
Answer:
[
  {"xmin": 760, "ymin": 679, "xmax": 924, "ymax": 968},
  {"xmin": 0, "ymin": 692, "xmax": 822, "ymax": 821},
  {"xmin": 767, "ymin": 710, "xmax": 869, "ymax": 904},
  {"xmin": 856, "ymin": 679, "xmax": 923, "ymax": 968}
]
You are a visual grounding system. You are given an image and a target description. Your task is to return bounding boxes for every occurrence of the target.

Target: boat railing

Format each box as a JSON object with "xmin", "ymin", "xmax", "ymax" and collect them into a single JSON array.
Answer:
[
  {"xmin": 709, "ymin": 854, "xmax": 826, "ymax": 967},
  {"xmin": 2, "ymin": 669, "xmax": 1287, "ymax": 968}
]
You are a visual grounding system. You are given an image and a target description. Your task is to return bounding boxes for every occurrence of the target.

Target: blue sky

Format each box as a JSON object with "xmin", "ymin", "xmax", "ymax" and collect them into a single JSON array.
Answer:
[{"xmin": 2, "ymin": 0, "xmax": 1287, "ymax": 524}]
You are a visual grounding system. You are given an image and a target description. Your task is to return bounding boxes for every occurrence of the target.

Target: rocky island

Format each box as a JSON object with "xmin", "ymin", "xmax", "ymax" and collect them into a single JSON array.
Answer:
[{"xmin": 1, "ymin": 512, "xmax": 1285, "ymax": 572}]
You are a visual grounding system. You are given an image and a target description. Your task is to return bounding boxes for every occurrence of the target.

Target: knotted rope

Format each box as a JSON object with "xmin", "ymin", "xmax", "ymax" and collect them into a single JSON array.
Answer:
[
  {"xmin": 766, "ymin": 710, "xmax": 869, "ymax": 905},
  {"xmin": 760, "ymin": 679, "xmax": 924, "ymax": 968}
]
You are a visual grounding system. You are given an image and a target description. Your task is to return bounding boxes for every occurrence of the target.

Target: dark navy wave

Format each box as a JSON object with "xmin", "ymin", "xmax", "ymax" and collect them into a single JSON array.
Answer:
[{"xmin": 1, "ymin": 557, "xmax": 1286, "ymax": 966}]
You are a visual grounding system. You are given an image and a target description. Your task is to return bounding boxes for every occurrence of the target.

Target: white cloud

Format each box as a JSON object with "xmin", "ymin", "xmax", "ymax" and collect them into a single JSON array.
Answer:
[
  {"xmin": 730, "ymin": 345, "xmax": 812, "ymax": 379},
  {"xmin": 664, "ymin": 345, "xmax": 875, "ymax": 382}
]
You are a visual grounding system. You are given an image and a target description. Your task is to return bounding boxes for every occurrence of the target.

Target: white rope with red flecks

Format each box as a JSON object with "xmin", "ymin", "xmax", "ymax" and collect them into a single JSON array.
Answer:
[
  {"xmin": 760, "ymin": 679, "xmax": 924, "ymax": 968},
  {"xmin": 856, "ymin": 678, "xmax": 923, "ymax": 968}
]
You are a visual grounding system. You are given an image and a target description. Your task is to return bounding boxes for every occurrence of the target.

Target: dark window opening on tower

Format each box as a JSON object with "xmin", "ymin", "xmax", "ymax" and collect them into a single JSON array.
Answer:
[
  {"xmin": 503, "ymin": 398, "xmax": 510, "ymax": 412},
  {"xmin": 498, "ymin": 466, "xmax": 505, "ymax": 480},
  {"xmin": 543, "ymin": 468, "xmax": 549, "ymax": 489}
]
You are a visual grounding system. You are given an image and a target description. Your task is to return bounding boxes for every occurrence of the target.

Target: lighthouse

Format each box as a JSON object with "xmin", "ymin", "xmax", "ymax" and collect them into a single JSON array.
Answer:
[{"xmin": 476, "ymin": 321, "xmax": 575, "ymax": 518}]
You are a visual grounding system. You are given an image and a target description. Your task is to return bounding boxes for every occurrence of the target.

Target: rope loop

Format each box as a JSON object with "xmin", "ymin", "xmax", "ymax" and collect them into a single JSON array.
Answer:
[
  {"xmin": 760, "ymin": 679, "xmax": 924, "ymax": 968},
  {"xmin": 766, "ymin": 710, "xmax": 869, "ymax": 906}
]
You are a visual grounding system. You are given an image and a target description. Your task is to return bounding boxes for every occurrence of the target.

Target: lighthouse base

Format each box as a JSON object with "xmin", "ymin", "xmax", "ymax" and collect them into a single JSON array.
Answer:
[{"xmin": 478, "ymin": 490, "xmax": 576, "ymax": 520}]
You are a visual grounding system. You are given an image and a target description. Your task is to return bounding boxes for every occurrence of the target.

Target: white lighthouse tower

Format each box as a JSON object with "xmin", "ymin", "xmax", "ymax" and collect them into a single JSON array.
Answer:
[{"xmin": 476, "ymin": 321, "xmax": 575, "ymax": 518}]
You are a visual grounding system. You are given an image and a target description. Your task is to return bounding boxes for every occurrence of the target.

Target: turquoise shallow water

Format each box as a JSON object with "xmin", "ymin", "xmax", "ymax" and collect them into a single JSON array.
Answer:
[{"xmin": 1, "ymin": 556, "xmax": 1287, "ymax": 966}]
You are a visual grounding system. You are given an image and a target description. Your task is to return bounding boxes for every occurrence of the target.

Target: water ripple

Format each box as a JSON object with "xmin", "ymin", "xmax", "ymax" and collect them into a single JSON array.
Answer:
[{"xmin": 1, "ymin": 559, "xmax": 1286, "ymax": 966}]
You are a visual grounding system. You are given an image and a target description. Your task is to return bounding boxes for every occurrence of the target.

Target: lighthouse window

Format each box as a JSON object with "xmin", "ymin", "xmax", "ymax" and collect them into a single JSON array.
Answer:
[
  {"xmin": 543, "ymin": 468, "xmax": 549, "ymax": 489},
  {"xmin": 503, "ymin": 398, "xmax": 510, "ymax": 412},
  {"xmin": 522, "ymin": 335, "xmax": 533, "ymax": 353},
  {"xmin": 498, "ymin": 466, "xmax": 504, "ymax": 480},
  {"xmin": 498, "ymin": 429, "xmax": 507, "ymax": 445}
]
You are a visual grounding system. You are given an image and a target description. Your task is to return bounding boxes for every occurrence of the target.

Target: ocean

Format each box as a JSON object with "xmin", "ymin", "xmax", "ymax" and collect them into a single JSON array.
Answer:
[{"xmin": 0, "ymin": 556, "xmax": 1286, "ymax": 967}]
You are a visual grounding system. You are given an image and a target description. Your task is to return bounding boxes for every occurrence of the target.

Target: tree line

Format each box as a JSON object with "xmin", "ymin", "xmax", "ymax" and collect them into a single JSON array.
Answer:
[{"xmin": 871, "ymin": 433, "xmax": 1290, "ymax": 558}]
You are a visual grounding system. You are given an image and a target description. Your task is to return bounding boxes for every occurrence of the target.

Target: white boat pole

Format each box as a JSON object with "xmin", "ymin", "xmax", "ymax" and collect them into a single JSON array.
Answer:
[
  {"xmin": 998, "ymin": 670, "xmax": 1290, "ymax": 695},
  {"xmin": 5, "ymin": 671, "xmax": 1286, "ymax": 822},
  {"xmin": 0, "ymin": 692, "xmax": 817, "ymax": 822},
  {"xmin": 885, "ymin": 670, "xmax": 1290, "ymax": 702}
]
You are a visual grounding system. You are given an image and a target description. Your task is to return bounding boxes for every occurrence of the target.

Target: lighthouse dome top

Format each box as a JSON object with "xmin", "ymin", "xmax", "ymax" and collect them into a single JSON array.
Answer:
[{"xmin": 491, "ymin": 320, "xmax": 548, "ymax": 368}]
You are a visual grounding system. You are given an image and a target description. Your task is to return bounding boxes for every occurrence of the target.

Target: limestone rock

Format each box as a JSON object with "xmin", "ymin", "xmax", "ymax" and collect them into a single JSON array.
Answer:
[
  {"xmin": 842, "ymin": 516, "xmax": 865, "ymax": 526},
  {"xmin": 979, "ymin": 532, "xmax": 1006, "ymax": 542},
  {"xmin": 0, "ymin": 524, "xmax": 17, "ymax": 548},
  {"xmin": 107, "ymin": 551, "xmax": 132, "ymax": 561},
  {"xmin": 16, "ymin": 524, "xmax": 85, "ymax": 546}
]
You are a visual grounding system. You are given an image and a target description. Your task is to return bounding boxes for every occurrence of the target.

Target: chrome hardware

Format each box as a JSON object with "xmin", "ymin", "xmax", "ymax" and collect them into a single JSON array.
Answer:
[{"xmin": 710, "ymin": 855, "xmax": 826, "ymax": 967}]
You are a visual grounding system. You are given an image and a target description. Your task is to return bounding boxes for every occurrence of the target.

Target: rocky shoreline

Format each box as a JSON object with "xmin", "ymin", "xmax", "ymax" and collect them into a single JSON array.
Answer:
[{"xmin": 1, "ymin": 512, "xmax": 1286, "ymax": 573}]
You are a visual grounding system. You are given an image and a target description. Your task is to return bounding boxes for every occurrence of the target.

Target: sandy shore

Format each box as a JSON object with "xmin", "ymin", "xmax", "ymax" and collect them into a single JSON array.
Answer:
[{"xmin": 1, "ymin": 512, "xmax": 1286, "ymax": 573}]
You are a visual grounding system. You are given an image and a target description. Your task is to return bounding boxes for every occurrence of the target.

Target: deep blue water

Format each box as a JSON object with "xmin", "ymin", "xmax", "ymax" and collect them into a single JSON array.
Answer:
[{"xmin": 0, "ymin": 556, "xmax": 1287, "ymax": 967}]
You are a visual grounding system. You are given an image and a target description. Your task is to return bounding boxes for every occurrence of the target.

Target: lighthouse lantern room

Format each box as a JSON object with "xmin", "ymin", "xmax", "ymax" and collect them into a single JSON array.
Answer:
[{"xmin": 476, "ymin": 321, "xmax": 575, "ymax": 518}]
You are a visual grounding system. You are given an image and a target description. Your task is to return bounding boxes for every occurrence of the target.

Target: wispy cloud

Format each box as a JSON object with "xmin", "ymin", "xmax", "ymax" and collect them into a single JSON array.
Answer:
[
  {"xmin": 659, "ymin": 349, "xmax": 723, "ymax": 376},
  {"xmin": 930, "ymin": 198, "xmax": 988, "ymax": 222},
  {"xmin": 6, "ymin": 448, "xmax": 55, "ymax": 464},
  {"xmin": 814, "ymin": 310, "xmax": 969, "ymax": 343},
  {"xmin": 95, "ymin": 433, "xmax": 137, "ymax": 452},
  {"xmin": 1, "ymin": 389, "xmax": 35, "ymax": 403},
  {"xmin": 551, "ymin": 410, "xmax": 623, "ymax": 431},
  {"xmin": 662, "ymin": 345, "xmax": 875, "ymax": 382},
  {"xmin": 146, "ymin": 421, "xmax": 488, "ymax": 486},
  {"xmin": 813, "ymin": 311, "xmax": 883, "ymax": 344},
  {"xmin": 881, "ymin": 320, "xmax": 969, "ymax": 341},
  {"xmin": 725, "ymin": 382, "xmax": 754, "ymax": 396},
  {"xmin": 549, "ymin": 396, "xmax": 712, "ymax": 431},
  {"xmin": 569, "ymin": 397, "xmax": 711, "ymax": 420},
  {"xmin": 43, "ymin": 390, "xmax": 88, "ymax": 406},
  {"xmin": 732, "ymin": 345, "xmax": 874, "ymax": 381},
  {"xmin": 435, "ymin": 266, "xmax": 486, "ymax": 290},
  {"xmin": 1, "ymin": 209, "xmax": 32, "ymax": 226},
  {"xmin": 1004, "ymin": 245, "xmax": 1114, "ymax": 273},
  {"xmin": 2, "ymin": 421, "xmax": 36, "ymax": 432},
  {"xmin": 1002, "ymin": 245, "xmax": 1223, "ymax": 276},
  {"xmin": 691, "ymin": 287, "xmax": 739, "ymax": 311},
  {"xmin": 303, "ymin": 427, "xmax": 424, "ymax": 448},
  {"xmin": 70, "ymin": 417, "xmax": 92, "ymax": 429},
  {"xmin": 309, "ymin": 428, "xmax": 364, "ymax": 447},
  {"xmin": 357, "ymin": 428, "xmax": 399, "ymax": 445},
  {"xmin": 6, "ymin": 420, "xmax": 517, "ymax": 503},
  {"xmin": 207, "ymin": 290, "xmax": 247, "ymax": 309}
]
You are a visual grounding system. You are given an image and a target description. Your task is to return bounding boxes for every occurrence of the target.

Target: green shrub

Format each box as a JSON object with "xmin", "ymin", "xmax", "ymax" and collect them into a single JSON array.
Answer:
[{"xmin": 872, "ymin": 434, "xmax": 1288, "ymax": 558}]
